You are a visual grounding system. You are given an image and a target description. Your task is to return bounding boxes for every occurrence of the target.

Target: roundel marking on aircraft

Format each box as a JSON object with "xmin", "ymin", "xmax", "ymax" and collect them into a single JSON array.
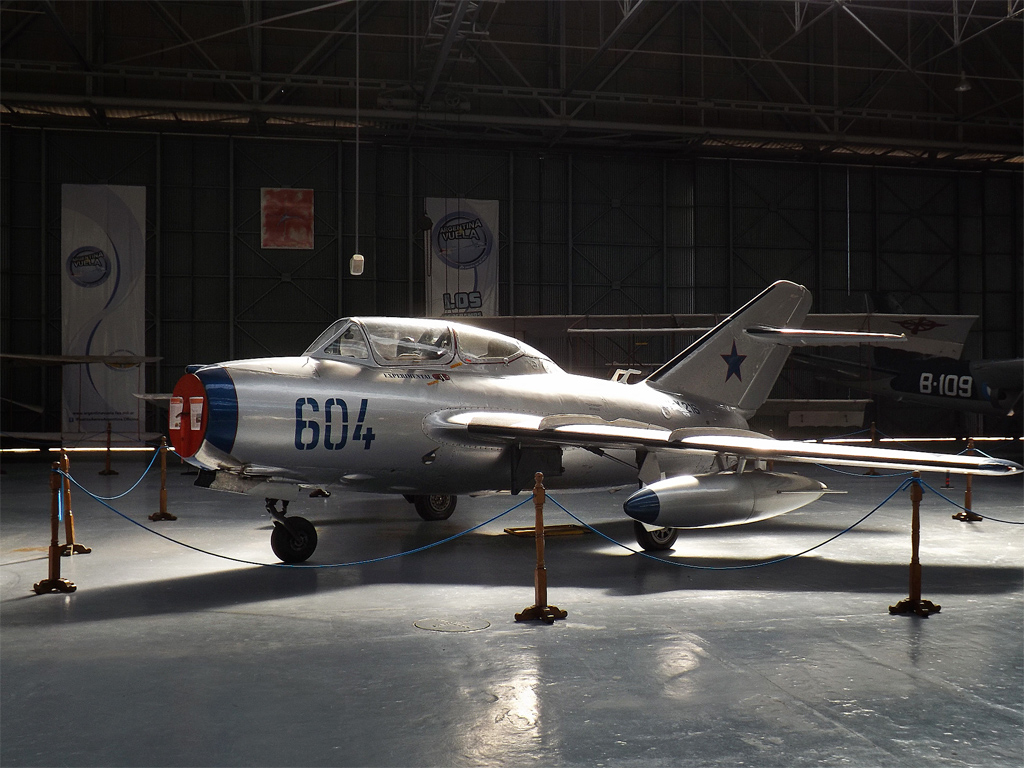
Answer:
[{"xmin": 170, "ymin": 373, "xmax": 208, "ymax": 458}]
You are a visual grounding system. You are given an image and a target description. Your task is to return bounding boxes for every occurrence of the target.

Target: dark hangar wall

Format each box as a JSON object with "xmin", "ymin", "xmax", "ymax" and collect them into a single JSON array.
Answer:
[{"xmin": 2, "ymin": 126, "xmax": 1021, "ymax": 436}]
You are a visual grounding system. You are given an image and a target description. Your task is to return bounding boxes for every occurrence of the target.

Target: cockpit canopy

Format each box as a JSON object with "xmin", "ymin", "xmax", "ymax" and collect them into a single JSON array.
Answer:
[{"xmin": 304, "ymin": 317, "xmax": 561, "ymax": 375}]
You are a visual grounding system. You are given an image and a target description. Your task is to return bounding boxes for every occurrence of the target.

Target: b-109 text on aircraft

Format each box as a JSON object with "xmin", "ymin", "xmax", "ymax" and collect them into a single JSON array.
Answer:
[{"xmin": 168, "ymin": 281, "xmax": 1021, "ymax": 562}]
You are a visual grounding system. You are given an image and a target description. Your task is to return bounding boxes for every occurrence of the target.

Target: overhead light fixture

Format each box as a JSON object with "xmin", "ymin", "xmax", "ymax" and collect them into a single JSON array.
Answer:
[{"xmin": 955, "ymin": 71, "xmax": 971, "ymax": 92}]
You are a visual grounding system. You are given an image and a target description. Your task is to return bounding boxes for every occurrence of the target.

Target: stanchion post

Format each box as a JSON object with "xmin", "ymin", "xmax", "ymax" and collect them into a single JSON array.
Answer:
[
  {"xmin": 864, "ymin": 422, "xmax": 879, "ymax": 475},
  {"xmin": 953, "ymin": 438, "xmax": 982, "ymax": 522},
  {"xmin": 515, "ymin": 472, "xmax": 567, "ymax": 625},
  {"xmin": 149, "ymin": 437, "xmax": 177, "ymax": 522},
  {"xmin": 58, "ymin": 450, "xmax": 91, "ymax": 556},
  {"xmin": 889, "ymin": 472, "xmax": 940, "ymax": 617},
  {"xmin": 33, "ymin": 462, "xmax": 77, "ymax": 594},
  {"xmin": 98, "ymin": 421, "xmax": 118, "ymax": 476}
]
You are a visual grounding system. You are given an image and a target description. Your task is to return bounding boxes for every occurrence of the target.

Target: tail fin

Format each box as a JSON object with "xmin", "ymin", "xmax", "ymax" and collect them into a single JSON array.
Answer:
[{"xmin": 644, "ymin": 281, "xmax": 812, "ymax": 414}]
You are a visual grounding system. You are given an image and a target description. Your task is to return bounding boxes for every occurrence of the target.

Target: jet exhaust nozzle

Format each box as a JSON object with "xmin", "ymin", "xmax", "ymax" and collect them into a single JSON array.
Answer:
[{"xmin": 623, "ymin": 471, "xmax": 827, "ymax": 529}]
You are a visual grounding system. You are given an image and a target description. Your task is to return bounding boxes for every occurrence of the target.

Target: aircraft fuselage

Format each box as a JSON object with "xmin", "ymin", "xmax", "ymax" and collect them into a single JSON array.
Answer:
[{"xmin": 174, "ymin": 355, "xmax": 740, "ymax": 496}]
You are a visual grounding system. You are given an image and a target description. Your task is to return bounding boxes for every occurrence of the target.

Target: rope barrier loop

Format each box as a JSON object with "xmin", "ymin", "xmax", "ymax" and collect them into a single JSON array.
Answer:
[
  {"xmin": 544, "ymin": 477, "xmax": 918, "ymax": 570},
  {"xmin": 47, "ymin": 461, "xmax": 1023, "ymax": 575},
  {"xmin": 70, "ymin": 445, "xmax": 163, "ymax": 501},
  {"xmin": 53, "ymin": 467, "xmax": 529, "ymax": 569},
  {"xmin": 917, "ymin": 478, "xmax": 1024, "ymax": 525}
]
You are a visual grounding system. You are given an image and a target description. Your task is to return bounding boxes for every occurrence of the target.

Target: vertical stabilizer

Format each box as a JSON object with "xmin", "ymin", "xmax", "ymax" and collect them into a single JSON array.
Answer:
[{"xmin": 645, "ymin": 281, "xmax": 812, "ymax": 414}]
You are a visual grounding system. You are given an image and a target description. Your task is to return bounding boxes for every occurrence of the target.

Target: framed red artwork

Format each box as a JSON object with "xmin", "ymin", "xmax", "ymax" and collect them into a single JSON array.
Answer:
[{"xmin": 261, "ymin": 188, "xmax": 314, "ymax": 249}]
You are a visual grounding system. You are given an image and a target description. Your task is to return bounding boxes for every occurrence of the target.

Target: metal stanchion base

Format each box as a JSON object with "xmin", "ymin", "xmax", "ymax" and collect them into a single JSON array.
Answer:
[
  {"xmin": 515, "ymin": 604, "xmax": 567, "ymax": 624},
  {"xmin": 889, "ymin": 598, "xmax": 941, "ymax": 618},
  {"xmin": 952, "ymin": 511, "xmax": 983, "ymax": 522},
  {"xmin": 98, "ymin": 469, "xmax": 119, "ymax": 476},
  {"xmin": 33, "ymin": 578, "xmax": 77, "ymax": 594},
  {"xmin": 148, "ymin": 511, "xmax": 178, "ymax": 521},
  {"xmin": 59, "ymin": 543, "xmax": 92, "ymax": 556}
]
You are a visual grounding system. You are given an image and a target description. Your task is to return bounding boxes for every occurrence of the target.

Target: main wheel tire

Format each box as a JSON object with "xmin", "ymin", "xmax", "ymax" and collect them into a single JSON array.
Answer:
[
  {"xmin": 633, "ymin": 521, "xmax": 678, "ymax": 551},
  {"xmin": 271, "ymin": 516, "xmax": 318, "ymax": 563},
  {"xmin": 413, "ymin": 494, "xmax": 457, "ymax": 521}
]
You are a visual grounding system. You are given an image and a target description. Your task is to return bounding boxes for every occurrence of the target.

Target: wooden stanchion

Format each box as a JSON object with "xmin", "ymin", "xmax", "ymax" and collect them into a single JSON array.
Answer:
[
  {"xmin": 515, "ymin": 473, "xmax": 567, "ymax": 625},
  {"xmin": 149, "ymin": 437, "xmax": 177, "ymax": 522},
  {"xmin": 58, "ymin": 450, "xmax": 91, "ymax": 557},
  {"xmin": 889, "ymin": 472, "xmax": 940, "ymax": 617},
  {"xmin": 953, "ymin": 438, "xmax": 982, "ymax": 522},
  {"xmin": 98, "ymin": 421, "xmax": 118, "ymax": 476},
  {"xmin": 33, "ymin": 462, "xmax": 77, "ymax": 594},
  {"xmin": 864, "ymin": 421, "xmax": 879, "ymax": 475}
]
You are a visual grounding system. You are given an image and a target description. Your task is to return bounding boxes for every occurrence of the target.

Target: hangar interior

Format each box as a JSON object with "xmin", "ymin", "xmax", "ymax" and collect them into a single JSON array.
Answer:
[
  {"xmin": 1, "ymin": 3, "xmax": 1022, "ymax": 767},
  {"xmin": 2, "ymin": 0, "xmax": 1022, "ymax": 437}
]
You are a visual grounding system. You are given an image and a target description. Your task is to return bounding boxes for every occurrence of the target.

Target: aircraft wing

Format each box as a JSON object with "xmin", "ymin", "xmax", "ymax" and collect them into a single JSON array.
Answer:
[
  {"xmin": 427, "ymin": 411, "xmax": 1022, "ymax": 476},
  {"xmin": 970, "ymin": 358, "xmax": 1024, "ymax": 391},
  {"xmin": 1, "ymin": 353, "xmax": 161, "ymax": 365}
]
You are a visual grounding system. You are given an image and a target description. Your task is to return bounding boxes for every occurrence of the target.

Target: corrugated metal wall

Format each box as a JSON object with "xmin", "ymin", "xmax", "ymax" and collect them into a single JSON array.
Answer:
[{"xmin": 2, "ymin": 127, "xmax": 1020, "ymax": 437}]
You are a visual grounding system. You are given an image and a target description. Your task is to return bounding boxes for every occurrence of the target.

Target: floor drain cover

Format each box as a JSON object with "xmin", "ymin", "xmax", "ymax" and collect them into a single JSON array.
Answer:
[{"xmin": 414, "ymin": 618, "xmax": 491, "ymax": 633}]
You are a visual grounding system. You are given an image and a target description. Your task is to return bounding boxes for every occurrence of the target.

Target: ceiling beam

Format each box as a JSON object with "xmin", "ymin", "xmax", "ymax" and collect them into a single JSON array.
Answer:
[
  {"xmin": 561, "ymin": 0, "xmax": 649, "ymax": 97},
  {"xmin": 420, "ymin": 0, "xmax": 473, "ymax": 105}
]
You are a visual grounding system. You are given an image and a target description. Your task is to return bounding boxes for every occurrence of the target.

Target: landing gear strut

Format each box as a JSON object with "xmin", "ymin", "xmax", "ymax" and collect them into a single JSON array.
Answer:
[{"xmin": 266, "ymin": 498, "xmax": 318, "ymax": 563}]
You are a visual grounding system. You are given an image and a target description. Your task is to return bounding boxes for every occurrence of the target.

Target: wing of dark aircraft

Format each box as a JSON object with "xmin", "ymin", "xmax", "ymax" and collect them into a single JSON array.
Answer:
[
  {"xmin": 426, "ymin": 410, "xmax": 1022, "ymax": 476},
  {"xmin": 970, "ymin": 359, "xmax": 1024, "ymax": 391}
]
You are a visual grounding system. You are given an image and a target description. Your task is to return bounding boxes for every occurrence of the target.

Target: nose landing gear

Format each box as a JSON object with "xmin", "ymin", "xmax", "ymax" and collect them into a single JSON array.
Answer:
[{"xmin": 266, "ymin": 498, "xmax": 318, "ymax": 563}]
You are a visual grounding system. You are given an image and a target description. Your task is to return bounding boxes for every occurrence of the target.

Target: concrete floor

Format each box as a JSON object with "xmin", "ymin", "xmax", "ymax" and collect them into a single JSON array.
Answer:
[{"xmin": 1, "ymin": 453, "xmax": 1022, "ymax": 767}]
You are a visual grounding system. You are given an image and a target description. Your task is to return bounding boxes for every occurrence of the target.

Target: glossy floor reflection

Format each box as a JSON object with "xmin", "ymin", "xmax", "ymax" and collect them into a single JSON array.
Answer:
[{"xmin": 2, "ymin": 455, "xmax": 1022, "ymax": 767}]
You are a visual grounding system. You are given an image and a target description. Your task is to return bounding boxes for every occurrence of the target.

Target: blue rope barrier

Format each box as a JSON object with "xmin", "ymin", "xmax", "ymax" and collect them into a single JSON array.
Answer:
[
  {"xmin": 872, "ymin": 429, "xmax": 942, "ymax": 451},
  {"xmin": 57, "ymin": 472, "xmax": 64, "ymax": 523},
  {"xmin": 917, "ymin": 478, "xmax": 1024, "ymax": 525},
  {"xmin": 821, "ymin": 426, "xmax": 874, "ymax": 441},
  {"xmin": 82, "ymin": 447, "xmax": 163, "ymax": 501},
  {"xmin": 54, "ymin": 468, "xmax": 528, "ymax": 568},
  {"xmin": 815, "ymin": 463, "xmax": 912, "ymax": 478},
  {"xmin": 544, "ymin": 479, "xmax": 915, "ymax": 570}
]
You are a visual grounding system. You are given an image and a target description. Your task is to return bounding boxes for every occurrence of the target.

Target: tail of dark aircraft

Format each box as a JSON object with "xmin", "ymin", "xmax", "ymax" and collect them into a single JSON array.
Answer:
[{"xmin": 644, "ymin": 281, "xmax": 812, "ymax": 414}]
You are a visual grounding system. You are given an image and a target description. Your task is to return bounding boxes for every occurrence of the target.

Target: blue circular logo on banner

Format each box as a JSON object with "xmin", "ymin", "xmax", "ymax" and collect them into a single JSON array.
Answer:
[
  {"xmin": 66, "ymin": 246, "xmax": 111, "ymax": 288},
  {"xmin": 433, "ymin": 212, "xmax": 493, "ymax": 270}
]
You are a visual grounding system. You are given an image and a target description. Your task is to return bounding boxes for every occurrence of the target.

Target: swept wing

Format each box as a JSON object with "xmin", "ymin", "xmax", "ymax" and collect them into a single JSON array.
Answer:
[{"xmin": 428, "ymin": 410, "xmax": 1021, "ymax": 476}]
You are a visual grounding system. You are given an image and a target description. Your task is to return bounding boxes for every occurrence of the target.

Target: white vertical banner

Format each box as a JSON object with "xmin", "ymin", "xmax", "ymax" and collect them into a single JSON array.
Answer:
[
  {"xmin": 425, "ymin": 198, "xmax": 499, "ymax": 317},
  {"xmin": 61, "ymin": 184, "xmax": 146, "ymax": 438}
]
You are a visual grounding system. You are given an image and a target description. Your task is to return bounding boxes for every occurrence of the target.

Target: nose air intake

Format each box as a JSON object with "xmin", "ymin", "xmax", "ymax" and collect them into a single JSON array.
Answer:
[{"xmin": 169, "ymin": 367, "xmax": 238, "ymax": 458}]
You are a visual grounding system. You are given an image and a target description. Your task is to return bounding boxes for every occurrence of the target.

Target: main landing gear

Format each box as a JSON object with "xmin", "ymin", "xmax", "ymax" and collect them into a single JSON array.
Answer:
[
  {"xmin": 409, "ymin": 494, "xmax": 458, "ymax": 521},
  {"xmin": 633, "ymin": 521, "xmax": 678, "ymax": 551},
  {"xmin": 266, "ymin": 499, "xmax": 318, "ymax": 563}
]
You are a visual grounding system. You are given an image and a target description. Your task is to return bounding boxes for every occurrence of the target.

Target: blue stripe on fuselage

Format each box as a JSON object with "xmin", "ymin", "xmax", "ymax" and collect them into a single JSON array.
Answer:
[{"xmin": 197, "ymin": 366, "xmax": 238, "ymax": 454}]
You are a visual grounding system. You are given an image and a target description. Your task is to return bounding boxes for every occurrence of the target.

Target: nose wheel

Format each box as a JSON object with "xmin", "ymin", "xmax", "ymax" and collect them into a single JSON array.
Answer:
[{"xmin": 266, "ymin": 499, "xmax": 318, "ymax": 563}]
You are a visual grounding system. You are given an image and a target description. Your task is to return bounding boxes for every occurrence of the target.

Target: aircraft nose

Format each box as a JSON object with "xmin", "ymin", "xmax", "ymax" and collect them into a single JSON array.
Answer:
[{"xmin": 169, "ymin": 366, "xmax": 238, "ymax": 459}]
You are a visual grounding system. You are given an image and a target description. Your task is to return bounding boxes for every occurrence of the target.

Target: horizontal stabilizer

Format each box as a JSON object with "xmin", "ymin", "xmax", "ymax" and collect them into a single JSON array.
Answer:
[{"xmin": 744, "ymin": 326, "xmax": 906, "ymax": 346}]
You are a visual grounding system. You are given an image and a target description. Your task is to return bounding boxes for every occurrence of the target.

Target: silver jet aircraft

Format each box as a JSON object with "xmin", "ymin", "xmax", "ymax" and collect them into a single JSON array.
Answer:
[{"xmin": 169, "ymin": 281, "xmax": 1021, "ymax": 562}]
